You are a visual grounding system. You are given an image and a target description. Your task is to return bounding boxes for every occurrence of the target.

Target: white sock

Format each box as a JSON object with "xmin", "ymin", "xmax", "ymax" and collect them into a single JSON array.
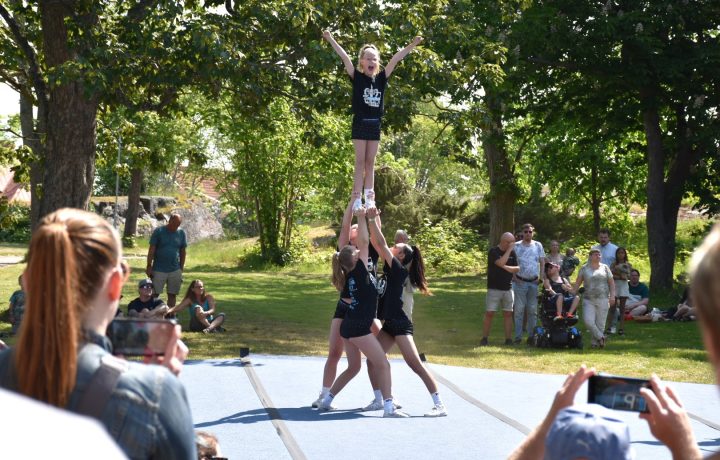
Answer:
[
  {"xmin": 322, "ymin": 393, "xmax": 334, "ymax": 406},
  {"xmin": 320, "ymin": 387, "xmax": 330, "ymax": 398},
  {"xmin": 364, "ymin": 188, "xmax": 375, "ymax": 200},
  {"xmin": 431, "ymin": 392, "xmax": 442, "ymax": 406},
  {"xmin": 383, "ymin": 398, "xmax": 394, "ymax": 413},
  {"xmin": 373, "ymin": 389, "xmax": 383, "ymax": 403}
]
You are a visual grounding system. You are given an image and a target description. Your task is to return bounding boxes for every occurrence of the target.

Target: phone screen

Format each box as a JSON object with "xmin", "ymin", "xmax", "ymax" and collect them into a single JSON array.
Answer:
[
  {"xmin": 588, "ymin": 374, "xmax": 650, "ymax": 412},
  {"xmin": 106, "ymin": 318, "xmax": 176, "ymax": 356}
]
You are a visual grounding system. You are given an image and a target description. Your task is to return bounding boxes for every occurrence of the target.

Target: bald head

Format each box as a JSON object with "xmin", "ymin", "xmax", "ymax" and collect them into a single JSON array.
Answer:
[{"xmin": 499, "ymin": 232, "xmax": 515, "ymax": 251}]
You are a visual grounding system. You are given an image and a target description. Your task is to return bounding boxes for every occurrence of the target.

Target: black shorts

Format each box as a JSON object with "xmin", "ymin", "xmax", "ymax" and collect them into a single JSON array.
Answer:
[
  {"xmin": 340, "ymin": 319, "xmax": 373, "ymax": 339},
  {"xmin": 334, "ymin": 299, "xmax": 350, "ymax": 320},
  {"xmin": 351, "ymin": 117, "xmax": 382, "ymax": 141},
  {"xmin": 381, "ymin": 318, "xmax": 414, "ymax": 337}
]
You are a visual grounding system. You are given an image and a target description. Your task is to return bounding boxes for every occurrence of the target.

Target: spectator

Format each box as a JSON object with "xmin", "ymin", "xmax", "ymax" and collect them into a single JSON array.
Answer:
[
  {"xmin": 512, "ymin": 223, "xmax": 545, "ymax": 344},
  {"xmin": 592, "ymin": 228, "xmax": 619, "ymax": 267},
  {"xmin": 561, "ymin": 247, "xmax": 580, "ymax": 278},
  {"xmin": 573, "ymin": 248, "xmax": 616, "ymax": 348},
  {"xmin": 508, "ymin": 366, "xmax": 633, "ymax": 460},
  {"xmin": 146, "ymin": 212, "xmax": 187, "ymax": 311},
  {"xmin": 546, "ymin": 240, "xmax": 564, "ymax": 266},
  {"xmin": 626, "ymin": 269, "xmax": 650, "ymax": 317},
  {"xmin": 482, "ymin": 233, "xmax": 519, "ymax": 346},
  {"xmin": 170, "ymin": 279, "xmax": 226, "ymax": 333},
  {"xmin": 637, "ymin": 222, "xmax": 720, "ymax": 459},
  {"xmin": 196, "ymin": 431, "xmax": 225, "ymax": 460},
  {"xmin": 127, "ymin": 278, "xmax": 170, "ymax": 319},
  {"xmin": 0, "ymin": 208, "xmax": 196, "ymax": 459},
  {"xmin": 544, "ymin": 262, "xmax": 580, "ymax": 320},
  {"xmin": 8, "ymin": 275, "xmax": 25, "ymax": 335},
  {"xmin": 672, "ymin": 288, "xmax": 695, "ymax": 321},
  {"xmin": 608, "ymin": 247, "xmax": 632, "ymax": 335}
]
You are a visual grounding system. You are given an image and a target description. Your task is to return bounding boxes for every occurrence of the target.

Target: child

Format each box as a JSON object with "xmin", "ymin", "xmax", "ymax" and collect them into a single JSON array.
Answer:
[
  {"xmin": 322, "ymin": 30, "xmax": 423, "ymax": 211},
  {"xmin": 609, "ymin": 247, "xmax": 632, "ymax": 335},
  {"xmin": 8, "ymin": 275, "xmax": 25, "ymax": 335},
  {"xmin": 561, "ymin": 247, "xmax": 580, "ymax": 278}
]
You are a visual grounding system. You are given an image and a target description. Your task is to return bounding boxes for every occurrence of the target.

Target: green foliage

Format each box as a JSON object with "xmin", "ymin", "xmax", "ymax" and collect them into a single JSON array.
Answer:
[
  {"xmin": 0, "ymin": 200, "xmax": 30, "ymax": 243},
  {"xmin": 414, "ymin": 218, "xmax": 485, "ymax": 274}
]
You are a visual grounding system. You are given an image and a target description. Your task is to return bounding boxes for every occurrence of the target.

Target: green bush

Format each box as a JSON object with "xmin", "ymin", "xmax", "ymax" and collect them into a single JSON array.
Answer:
[
  {"xmin": 414, "ymin": 218, "xmax": 485, "ymax": 274},
  {"xmin": 0, "ymin": 200, "xmax": 31, "ymax": 243}
]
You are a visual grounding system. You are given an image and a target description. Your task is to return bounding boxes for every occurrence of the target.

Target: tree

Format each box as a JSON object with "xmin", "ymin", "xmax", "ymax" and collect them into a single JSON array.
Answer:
[{"xmin": 516, "ymin": 0, "xmax": 720, "ymax": 289}]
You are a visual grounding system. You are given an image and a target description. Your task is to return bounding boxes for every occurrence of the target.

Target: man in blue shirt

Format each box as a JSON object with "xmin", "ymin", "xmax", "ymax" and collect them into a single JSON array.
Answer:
[{"xmin": 146, "ymin": 213, "xmax": 187, "ymax": 310}]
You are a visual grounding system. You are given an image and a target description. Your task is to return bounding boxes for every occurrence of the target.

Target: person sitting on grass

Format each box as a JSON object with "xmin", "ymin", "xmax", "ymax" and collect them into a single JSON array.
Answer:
[
  {"xmin": 170, "ymin": 280, "xmax": 226, "ymax": 333},
  {"xmin": 127, "ymin": 278, "xmax": 170, "ymax": 319},
  {"xmin": 8, "ymin": 275, "xmax": 25, "ymax": 335},
  {"xmin": 543, "ymin": 262, "xmax": 579, "ymax": 321},
  {"xmin": 625, "ymin": 269, "xmax": 650, "ymax": 317}
]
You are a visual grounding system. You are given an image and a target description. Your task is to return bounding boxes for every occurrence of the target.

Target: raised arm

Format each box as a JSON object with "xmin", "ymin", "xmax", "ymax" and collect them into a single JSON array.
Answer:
[
  {"xmin": 355, "ymin": 207, "xmax": 370, "ymax": 268},
  {"xmin": 367, "ymin": 207, "xmax": 392, "ymax": 266},
  {"xmin": 385, "ymin": 36, "xmax": 423, "ymax": 78},
  {"xmin": 323, "ymin": 30, "xmax": 355, "ymax": 77},
  {"xmin": 339, "ymin": 193, "xmax": 360, "ymax": 247}
]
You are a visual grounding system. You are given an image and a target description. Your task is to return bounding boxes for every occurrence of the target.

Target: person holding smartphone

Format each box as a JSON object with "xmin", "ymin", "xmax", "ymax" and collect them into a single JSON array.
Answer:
[
  {"xmin": 0, "ymin": 209, "xmax": 196, "ymax": 460},
  {"xmin": 637, "ymin": 223, "xmax": 720, "ymax": 460}
]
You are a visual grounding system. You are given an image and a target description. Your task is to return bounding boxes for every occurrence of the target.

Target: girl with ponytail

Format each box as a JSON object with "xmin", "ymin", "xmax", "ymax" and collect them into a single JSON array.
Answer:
[
  {"xmin": 363, "ymin": 206, "xmax": 447, "ymax": 417},
  {"xmin": 0, "ymin": 209, "xmax": 196, "ymax": 459}
]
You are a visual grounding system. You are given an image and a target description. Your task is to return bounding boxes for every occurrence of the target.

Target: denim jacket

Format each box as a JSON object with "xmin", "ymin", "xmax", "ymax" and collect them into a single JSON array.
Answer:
[{"xmin": 0, "ymin": 332, "xmax": 197, "ymax": 460}]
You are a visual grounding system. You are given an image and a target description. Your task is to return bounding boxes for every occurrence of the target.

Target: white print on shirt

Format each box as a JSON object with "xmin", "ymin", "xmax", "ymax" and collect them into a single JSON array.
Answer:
[
  {"xmin": 347, "ymin": 272, "xmax": 379, "ymax": 310},
  {"xmin": 363, "ymin": 87, "xmax": 381, "ymax": 107},
  {"xmin": 515, "ymin": 241, "xmax": 544, "ymax": 278}
]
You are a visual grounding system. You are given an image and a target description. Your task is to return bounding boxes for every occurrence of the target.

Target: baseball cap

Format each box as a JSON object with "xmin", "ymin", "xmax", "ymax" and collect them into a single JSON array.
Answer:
[
  {"xmin": 138, "ymin": 278, "xmax": 153, "ymax": 288},
  {"xmin": 544, "ymin": 404, "xmax": 634, "ymax": 460}
]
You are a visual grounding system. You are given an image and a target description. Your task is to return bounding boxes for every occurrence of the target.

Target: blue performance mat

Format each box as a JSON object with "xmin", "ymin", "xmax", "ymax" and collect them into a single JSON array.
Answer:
[{"xmin": 179, "ymin": 355, "xmax": 720, "ymax": 459}]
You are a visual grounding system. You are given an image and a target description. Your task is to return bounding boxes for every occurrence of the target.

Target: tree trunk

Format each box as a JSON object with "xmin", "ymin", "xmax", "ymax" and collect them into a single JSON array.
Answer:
[
  {"xmin": 482, "ymin": 90, "xmax": 516, "ymax": 246},
  {"xmin": 19, "ymin": 91, "xmax": 44, "ymax": 229},
  {"xmin": 124, "ymin": 167, "xmax": 144, "ymax": 237},
  {"xmin": 642, "ymin": 102, "xmax": 692, "ymax": 291},
  {"xmin": 37, "ymin": 2, "xmax": 99, "ymax": 220}
]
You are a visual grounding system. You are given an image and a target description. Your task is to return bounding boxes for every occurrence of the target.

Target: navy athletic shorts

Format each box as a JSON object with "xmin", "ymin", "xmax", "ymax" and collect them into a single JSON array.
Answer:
[
  {"xmin": 340, "ymin": 319, "xmax": 373, "ymax": 339},
  {"xmin": 381, "ymin": 318, "xmax": 414, "ymax": 337},
  {"xmin": 351, "ymin": 117, "xmax": 382, "ymax": 141}
]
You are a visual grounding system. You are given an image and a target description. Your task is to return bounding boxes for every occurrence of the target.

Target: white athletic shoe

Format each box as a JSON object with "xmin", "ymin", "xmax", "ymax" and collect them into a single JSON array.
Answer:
[
  {"xmin": 383, "ymin": 409, "xmax": 410, "ymax": 418},
  {"xmin": 365, "ymin": 198, "xmax": 376, "ymax": 210},
  {"xmin": 424, "ymin": 404, "xmax": 448, "ymax": 417},
  {"xmin": 317, "ymin": 400, "xmax": 336, "ymax": 411},
  {"xmin": 352, "ymin": 198, "xmax": 362, "ymax": 212},
  {"xmin": 361, "ymin": 400, "xmax": 384, "ymax": 411},
  {"xmin": 311, "ymin": 396, "xmax": 323, "ymax": 408}
]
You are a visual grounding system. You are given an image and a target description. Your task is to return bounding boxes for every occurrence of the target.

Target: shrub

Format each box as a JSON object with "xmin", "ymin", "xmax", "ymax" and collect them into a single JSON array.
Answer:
[
  {"xmin": 414, "ymin": 218, "xmax": 485, "ymax": 274},
  {"xmin": 0, "ymin": 200, "xmax": 30, "ymax": 243}
]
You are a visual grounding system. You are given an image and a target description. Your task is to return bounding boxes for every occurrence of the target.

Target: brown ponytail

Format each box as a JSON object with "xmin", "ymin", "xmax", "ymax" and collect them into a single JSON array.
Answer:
[
  {"xmin": 332, "ymin": 246, "xmax": 357, "ymax": 292},
  {"xmin": 408, "ymin": 245, "xmax": 432, "ymax": 295},
  {"xmin": 15, "ymin": 209, "xmax": 119, "ymax": 408}
]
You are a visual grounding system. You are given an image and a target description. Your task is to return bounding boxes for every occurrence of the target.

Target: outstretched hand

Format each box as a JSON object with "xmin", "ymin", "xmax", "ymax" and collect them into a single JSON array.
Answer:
[
  {"xmin": 322, "ymin": 30, "xmax": 332, "ymax": 41},
  {"xmin": 367, "ymin": 207, "xmax": 380, "ymax": 218},
  {"xmin": 639, "ymin": 375, "xmax": 701, "ymax": 458},
  {"xmin": 354, "ymin": 206, "xmax": 367, "ymax": 218}
]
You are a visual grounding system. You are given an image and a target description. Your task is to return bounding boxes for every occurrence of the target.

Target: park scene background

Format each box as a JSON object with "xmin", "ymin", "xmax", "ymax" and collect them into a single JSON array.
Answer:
[{"xmin": 1, "ymin": 1, "xmax": 719, "ymax": 384}]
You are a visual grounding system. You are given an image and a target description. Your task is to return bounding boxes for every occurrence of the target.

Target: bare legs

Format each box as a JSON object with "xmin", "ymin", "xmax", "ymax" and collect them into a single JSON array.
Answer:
[
  {"xmin": 329, "ymin": 334, "xmax": 391, "ymax": 399},
  {"xmin": 481, "ymin": 311, "xmax": 513, "ymax": 342},
  {"xmin": 351, "ymin": 139, "xmax": 380, "ymax": 195},
  {"xmin": 322, "ymin": 318, "xmax": 344, "ymax": 388}
]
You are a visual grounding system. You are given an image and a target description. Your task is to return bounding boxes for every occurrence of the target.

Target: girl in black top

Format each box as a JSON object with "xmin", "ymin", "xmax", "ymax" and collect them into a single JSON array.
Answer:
[
  {"xmin": 363, "ymin": 206, "xmax": 447, "ymax": 417},
  {"xmin": 543, "ymin": 262, "xmax": 580, "ymax": 320},
  {"xmin": 319, "ymin": 206, "xmax": 407, "ymax": 417},
  {"xmin": 322, "ymin": 30, "xmax": 422, "ymax": 212}
]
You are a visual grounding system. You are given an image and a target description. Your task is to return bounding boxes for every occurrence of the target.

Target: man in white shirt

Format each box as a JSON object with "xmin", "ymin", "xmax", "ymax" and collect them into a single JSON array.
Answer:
[
  {"xmin": 512, "ymin": 223, "xmax": 546, "ymax": 344},
  {"xmin": 592, "ymin": 228, "xmax": 619, "ymax": 267}
]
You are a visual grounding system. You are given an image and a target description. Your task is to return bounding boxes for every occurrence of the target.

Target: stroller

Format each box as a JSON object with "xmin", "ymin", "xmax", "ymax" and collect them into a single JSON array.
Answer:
[{"xmin": 530, "ymin": 290, "xmax": 583, "ymax": 349}]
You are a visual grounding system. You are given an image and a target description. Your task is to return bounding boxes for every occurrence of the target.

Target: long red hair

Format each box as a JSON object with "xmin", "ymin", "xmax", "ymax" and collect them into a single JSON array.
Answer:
[{"xmin": 16, "ymin": 209, "xmax": 120, "ymax": 407}]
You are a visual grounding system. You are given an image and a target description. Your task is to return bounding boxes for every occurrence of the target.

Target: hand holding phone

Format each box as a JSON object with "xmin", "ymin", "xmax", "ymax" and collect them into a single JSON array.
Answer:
[
  {"xmin": 107, "ymin": 318, "xmax": 177, "ymax": 357},
  {"xmin": 588, "ymin": 374, "xmax": 651, "ymax": 412}
]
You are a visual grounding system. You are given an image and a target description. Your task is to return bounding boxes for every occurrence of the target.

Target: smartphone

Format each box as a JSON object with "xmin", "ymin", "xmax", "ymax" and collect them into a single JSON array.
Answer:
[
  {"xmin": 588, "ymin": 374, "xmax": 651, "ymax": 413},
  {"xmin": 106, "ymin": 318, "xmax": 176, "ymax": 356}
]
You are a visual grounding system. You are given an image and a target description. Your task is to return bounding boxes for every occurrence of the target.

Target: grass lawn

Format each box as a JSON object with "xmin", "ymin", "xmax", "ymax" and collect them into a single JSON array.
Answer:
[{"xmin": 0, "ymin": 235, "xmax": 713, "ymax": 384}]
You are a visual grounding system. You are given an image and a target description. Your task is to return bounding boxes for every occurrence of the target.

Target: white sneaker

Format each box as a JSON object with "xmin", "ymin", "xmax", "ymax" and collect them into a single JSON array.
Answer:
[
  {"xmin": 424, "ymin": 404, "xmax": 448, "ymax": 417},
  {"xmin": 383, "ymin": 409, "xmax": 410, "ymax": 418},
  {"xmin": 312, "ymin": 396, "xmax": 323, "ymax": 408},
  {"xmin": 352, "ymin": 198, "xmax": 362, "ymax": 212},
  {"xmin": 361, "ymin": 400, "xmax": 384, "ymax": 411},
  {"xmin": 365, "ymin": 197, "xmax": 376, "ymax": 209},
  {"xmin": 609, "ymin": 326, "xmax": 617, "ymax": 334},
  {"xmin": 317, "ymin": 400, "xmax": 336, "ymax": 411}
]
